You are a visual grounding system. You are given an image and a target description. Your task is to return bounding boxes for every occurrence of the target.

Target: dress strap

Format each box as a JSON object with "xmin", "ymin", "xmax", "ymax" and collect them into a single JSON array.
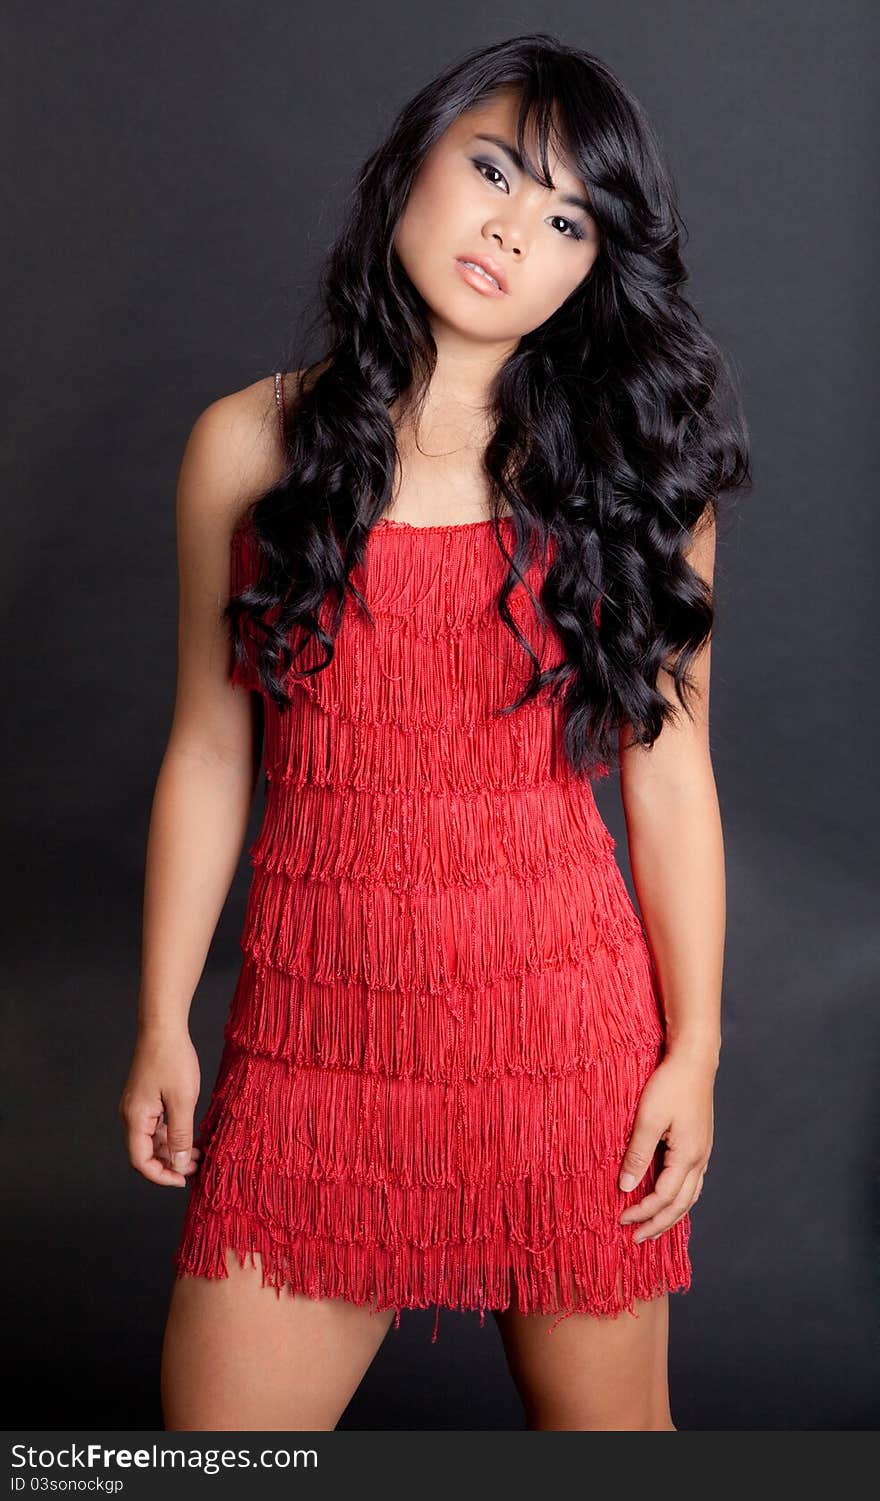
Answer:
[{"xmin": 274, "ymin": 370, "xmax": 286, "ymax": 447}]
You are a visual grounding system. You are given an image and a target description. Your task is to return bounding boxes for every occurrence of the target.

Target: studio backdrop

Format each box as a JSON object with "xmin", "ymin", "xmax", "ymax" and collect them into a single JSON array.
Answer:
[{"xmin": 2, "ymin": 0, "xmax": 877, "ymax": 1432}]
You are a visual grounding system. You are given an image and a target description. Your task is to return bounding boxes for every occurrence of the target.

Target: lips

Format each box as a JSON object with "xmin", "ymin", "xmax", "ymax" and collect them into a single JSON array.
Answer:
[{"xmin": 455, "ymin": 254, "xmax": 509, "ymax": 294}]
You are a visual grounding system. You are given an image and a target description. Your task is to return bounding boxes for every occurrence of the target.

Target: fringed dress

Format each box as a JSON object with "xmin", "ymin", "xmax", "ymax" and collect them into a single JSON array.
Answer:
[{"xmin": 173, "ymin": 383, "xmax": 692, "ymax": 1343}]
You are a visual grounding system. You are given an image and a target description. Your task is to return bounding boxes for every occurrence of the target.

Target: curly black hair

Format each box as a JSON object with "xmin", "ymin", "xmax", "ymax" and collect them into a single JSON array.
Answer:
[{"xmin": 229, "ymin": 31, "xmax": 751, "ymax": 778}]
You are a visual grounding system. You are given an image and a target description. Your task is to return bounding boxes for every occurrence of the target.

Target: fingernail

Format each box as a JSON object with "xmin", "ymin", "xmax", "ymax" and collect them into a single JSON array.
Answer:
[
  {"xmin": 619, "ymin": 1173, "xmax": 637, "ymax": 1192},
  {"xmin": 173, "ymin": 1151, "xmax": 189, "ymax": 1170}
]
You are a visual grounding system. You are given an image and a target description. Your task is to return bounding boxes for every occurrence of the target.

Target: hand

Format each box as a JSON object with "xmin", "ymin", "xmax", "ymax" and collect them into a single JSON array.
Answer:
[
  {"xmin": 118, "ymin": 1027, "xmax": 203, "ymax": 1187},
  {"xmin": 618, "ymin": 1049, "xmax": 716, "ymax": 1242}
]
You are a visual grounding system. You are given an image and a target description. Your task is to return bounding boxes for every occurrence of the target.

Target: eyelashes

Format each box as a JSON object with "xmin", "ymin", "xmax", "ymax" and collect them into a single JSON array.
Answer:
[{"xmin": 470, "ymin": 159, "xmax": 588, "ymax": 242}]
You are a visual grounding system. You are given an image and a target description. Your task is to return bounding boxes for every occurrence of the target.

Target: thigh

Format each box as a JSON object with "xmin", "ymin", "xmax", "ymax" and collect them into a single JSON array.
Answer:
[
  {"xmin": 493, "ymin": 1294, "xmax": 675, "ymax": 1431},
  {"xmin": 162, "ymin": 1250, "xmax": 396, "ymax": 1431}
]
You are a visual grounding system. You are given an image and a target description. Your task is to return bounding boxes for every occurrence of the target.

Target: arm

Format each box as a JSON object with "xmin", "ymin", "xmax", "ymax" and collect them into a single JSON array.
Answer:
[
  {"xmin": 119, "ymin": 377, "xmax": 285, "ymax": 1187},
  {"xmin": 616, "ymin": 515, "xmax": 725, "ymax": 1240}
]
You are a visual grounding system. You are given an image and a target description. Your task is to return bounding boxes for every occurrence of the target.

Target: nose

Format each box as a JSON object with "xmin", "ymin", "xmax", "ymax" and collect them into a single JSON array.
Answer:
[{"xmin": 487, "ymin": 227, "xmax": 524, "ymax": 260}]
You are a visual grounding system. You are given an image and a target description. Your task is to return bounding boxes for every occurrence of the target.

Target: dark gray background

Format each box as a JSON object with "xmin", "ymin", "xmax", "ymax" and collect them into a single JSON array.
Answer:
[{"xmin": 3, "ymin": 0, "xmax": 877, "ymax": 1431}]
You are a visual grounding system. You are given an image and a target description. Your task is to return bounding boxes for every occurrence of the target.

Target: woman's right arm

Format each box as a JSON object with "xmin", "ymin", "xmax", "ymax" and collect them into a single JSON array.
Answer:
[{"xmin": 118, "ymin": 378, "xmax": 285, "ymax": 1188}]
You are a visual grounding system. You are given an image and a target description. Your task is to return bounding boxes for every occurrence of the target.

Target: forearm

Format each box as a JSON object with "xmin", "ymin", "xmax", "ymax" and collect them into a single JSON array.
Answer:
[
  {"xmin": 622, "ymin": 769, "xmax": 726, "ymax": 1066},
  {"xmin": 137, "ymin": 740, "xmax": 258, "ymax": 1035}
]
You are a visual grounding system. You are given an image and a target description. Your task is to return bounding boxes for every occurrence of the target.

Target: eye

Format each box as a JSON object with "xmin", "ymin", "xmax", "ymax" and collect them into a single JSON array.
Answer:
[
  {"xmin": 471, "ymin": 160, "xmax": 588, "ymax": 241},
  {"xmin": 549, "ymin": 214, "xmax": 587, "ymax": 242},
  {"xmin": 472, "ymin": 159, "xmax": 509, "ymax": 191}
]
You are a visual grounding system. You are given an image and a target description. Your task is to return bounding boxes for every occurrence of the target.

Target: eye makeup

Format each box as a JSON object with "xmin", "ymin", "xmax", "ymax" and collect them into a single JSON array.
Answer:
[
  {"xmin": 470, "ymin": 157, "xmax": 591, "ymax": 241},
  {"xmin": 471, "ymin": 131, "xmax": 595, "ymax": 212}
]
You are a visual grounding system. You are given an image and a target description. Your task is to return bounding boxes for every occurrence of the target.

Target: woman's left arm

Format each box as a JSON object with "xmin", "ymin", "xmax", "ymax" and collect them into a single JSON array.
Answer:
[{"xmin": 617, "ymin": 515, "xmax": 725, "ymax": 1243}]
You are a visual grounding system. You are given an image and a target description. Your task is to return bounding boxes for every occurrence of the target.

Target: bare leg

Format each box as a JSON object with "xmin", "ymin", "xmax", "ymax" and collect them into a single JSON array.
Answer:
[
  {"xmin": 162, "ymin": 1250, "xmax": 397, "ymax": 1431},
  {"xmin": 493, "ymin": 1294, "xmax": 677, "ymax": 1431}
]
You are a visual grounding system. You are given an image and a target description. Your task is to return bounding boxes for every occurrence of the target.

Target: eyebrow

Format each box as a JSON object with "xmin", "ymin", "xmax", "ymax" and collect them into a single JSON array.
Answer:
[{"xmin": 472, "ymin": 132, "xmax": 595, "ymax": 216}]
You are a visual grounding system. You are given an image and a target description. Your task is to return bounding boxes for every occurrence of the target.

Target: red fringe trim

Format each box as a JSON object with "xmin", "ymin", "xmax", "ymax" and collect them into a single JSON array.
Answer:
[{"xmin": 176, "ymin": 1203, "xmax": 691, "ymax": 1345}]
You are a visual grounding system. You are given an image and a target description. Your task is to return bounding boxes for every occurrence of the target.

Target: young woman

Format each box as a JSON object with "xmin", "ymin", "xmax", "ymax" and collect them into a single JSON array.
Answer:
[{"xmin": 119, "ymin": 34, "xmax": 749, "ymax": 1431}]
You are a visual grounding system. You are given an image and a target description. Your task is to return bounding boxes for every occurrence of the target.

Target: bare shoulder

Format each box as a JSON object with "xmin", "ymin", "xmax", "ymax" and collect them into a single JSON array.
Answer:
[
  {"xmin": 177, "ymin": 375, "xmax": 293, "ymax": 536},
  {"xmin": 176, "ymin": 367, "xmax": 323, "ymax": 555}
]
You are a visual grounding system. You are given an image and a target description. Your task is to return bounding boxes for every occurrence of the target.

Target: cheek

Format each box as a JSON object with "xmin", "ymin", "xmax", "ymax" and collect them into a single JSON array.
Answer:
[
  {"xmin": 400, "ymin": 159, "xmax": 456, "ymax": 240},
  {"xmin": 526, "ymin": 249, "xmax": 595, "ymax": 317},
  {"xmin": 395, "ymin": 197, "xmax": 428, "ymax": 260},
  {"xmin": 521, "ymin": 266, "xmax": 575, "ymax": 322},
  {"xmin": 396, "ymin": 194, "xmax": 450, "ymax": 286}
]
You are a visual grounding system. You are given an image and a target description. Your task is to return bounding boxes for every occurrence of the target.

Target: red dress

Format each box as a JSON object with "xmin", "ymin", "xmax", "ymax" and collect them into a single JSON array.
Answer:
[{"xmin": 174, "ymin": 385, "xmax": 692, "ymax": 1342}]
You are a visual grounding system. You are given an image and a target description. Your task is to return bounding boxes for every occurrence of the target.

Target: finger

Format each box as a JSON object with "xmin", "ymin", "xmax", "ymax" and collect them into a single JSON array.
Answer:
[
  {"xmin": 620, "ymin": 1149, "xmax": 693, "ymax": 1224},
  {"xmin": 124, "ymin": 1100, "xmax": 164, "ymax": 1175},
  {"xmin": 164, "ymin": 1094, "xmax": 197, "ymax": 1179},
  {"xmin": 618, "ymin": 1119, "xmax": 666, "ymax": 1193},
  {"xmin": 126, "ymin": 1117, "xmax": 195, "ymax": 1187},
  {"xmin": 132, "ymin": 1152, "xmax": 194, "ymax": 1187},
  {"xmin": 153, "ymin": 1124, "xmax": 203, "ymax": 1173},
  {"xmin": 631, "ymin": 1168, "xmax": 703, "ymax": 1242}
]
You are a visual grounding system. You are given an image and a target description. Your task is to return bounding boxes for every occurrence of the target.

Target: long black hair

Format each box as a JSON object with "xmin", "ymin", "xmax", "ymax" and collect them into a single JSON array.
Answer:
[{"xmin": 229, "ymin": 32, "xmax": 751, "ymax": 778}]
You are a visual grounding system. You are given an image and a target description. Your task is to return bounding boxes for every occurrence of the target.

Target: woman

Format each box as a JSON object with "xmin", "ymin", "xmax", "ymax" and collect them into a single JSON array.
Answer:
[{"xmin": 119, "ymin": 33, "xmax": 749, "ymax": 1431}]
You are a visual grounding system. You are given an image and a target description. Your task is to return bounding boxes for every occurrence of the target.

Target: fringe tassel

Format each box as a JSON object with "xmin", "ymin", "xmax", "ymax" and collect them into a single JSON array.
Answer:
[
  {"xmin": 237, "ymin": 850, "xmax": 646, "ymax": 995},
  {"xmin": 175, "ymin": 1201, "xmax": 691, "ymax": 1343},
  {"xmin": 180, "ymin": 518, "xmax": 692, "ymax": 1342},
  {"xmin": 250, "ymin": 774, "xmax": 617, "ymax": 884},
  {"xmin": 221, "ymin": 942, "xmax": 665, "ymax": 1083}
]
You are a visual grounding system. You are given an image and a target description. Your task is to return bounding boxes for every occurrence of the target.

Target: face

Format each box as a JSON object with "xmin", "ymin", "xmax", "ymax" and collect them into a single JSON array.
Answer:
[{"xmin": 393, "ymin": 88, "xmax": 600, "ymax": 346}]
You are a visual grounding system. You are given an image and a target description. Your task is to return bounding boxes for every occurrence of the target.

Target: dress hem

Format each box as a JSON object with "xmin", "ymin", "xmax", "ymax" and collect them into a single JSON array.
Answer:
[{"xmin": 174, "ymin": 1206, "xmax": 692, "ymax": 1345}]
